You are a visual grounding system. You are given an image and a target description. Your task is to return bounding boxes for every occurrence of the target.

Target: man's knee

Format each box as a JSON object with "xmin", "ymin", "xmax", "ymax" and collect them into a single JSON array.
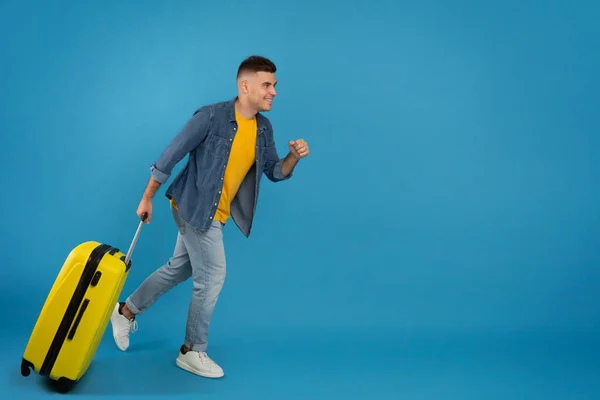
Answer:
[{"xmin": 157, "ymin": 259, "xmax": 191, "ymax": 284}]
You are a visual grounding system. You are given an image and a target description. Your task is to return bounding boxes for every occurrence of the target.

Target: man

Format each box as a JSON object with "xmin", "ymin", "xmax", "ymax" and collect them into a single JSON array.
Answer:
[{"xmin": 109, "ymin": 55, "xmax": 309, "ymax": 378}]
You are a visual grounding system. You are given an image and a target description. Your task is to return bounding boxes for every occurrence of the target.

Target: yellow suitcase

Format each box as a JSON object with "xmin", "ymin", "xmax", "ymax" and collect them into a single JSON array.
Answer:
[{"xmin": 21, "ymin": 213, "xmax": 147, "ymax": 392}]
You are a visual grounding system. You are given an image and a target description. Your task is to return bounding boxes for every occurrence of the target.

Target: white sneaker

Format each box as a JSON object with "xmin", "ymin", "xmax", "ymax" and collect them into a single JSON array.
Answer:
[
  {"xmin": 109, "ymin": 302, "xmax": 138, "ymax": 351},
  {"xmin": 176, "ymin": 347, "xmax": 224, "ymax": 378}
]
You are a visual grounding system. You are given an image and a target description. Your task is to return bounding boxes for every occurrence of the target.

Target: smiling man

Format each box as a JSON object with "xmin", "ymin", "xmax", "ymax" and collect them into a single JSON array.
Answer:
[{"xmin": 109, "ymin": 55, "xmax": 309, "ymax": 378}]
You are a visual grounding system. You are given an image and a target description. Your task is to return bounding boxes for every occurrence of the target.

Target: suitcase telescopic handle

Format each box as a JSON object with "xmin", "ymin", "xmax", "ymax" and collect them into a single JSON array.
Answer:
[{"xmin": 124, "ymin": 212, "xmax": 148, "ymax": 267}]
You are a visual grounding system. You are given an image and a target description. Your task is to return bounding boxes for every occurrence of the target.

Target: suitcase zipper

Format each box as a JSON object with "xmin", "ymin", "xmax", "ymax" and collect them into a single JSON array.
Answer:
[{"xmin": 39, "ymin": 243, "xmax": 113, "ymax": 377}]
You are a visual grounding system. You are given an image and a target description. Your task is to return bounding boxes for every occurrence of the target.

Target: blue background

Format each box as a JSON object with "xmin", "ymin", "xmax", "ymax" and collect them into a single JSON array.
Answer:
[{"xmin": 1, "ymin": 0, "xmax": 599, "ymax": 398}]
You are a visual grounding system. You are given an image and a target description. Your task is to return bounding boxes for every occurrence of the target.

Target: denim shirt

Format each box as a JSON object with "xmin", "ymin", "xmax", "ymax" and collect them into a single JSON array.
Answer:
[{"xmin": 149, "ymin": 98, "xmax": 291, "ymax": 237}]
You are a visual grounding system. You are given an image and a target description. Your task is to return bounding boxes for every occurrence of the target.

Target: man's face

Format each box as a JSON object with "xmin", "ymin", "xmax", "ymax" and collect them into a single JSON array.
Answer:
[{"xmin": 247, "ymin": 71, "xmax": 277, "ymax": 112}]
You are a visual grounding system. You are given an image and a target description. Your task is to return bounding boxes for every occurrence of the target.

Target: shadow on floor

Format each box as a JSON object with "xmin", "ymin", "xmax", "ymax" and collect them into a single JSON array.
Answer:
[{"xmin": 12, "ymin": 341, "xmax": 227, "ymax": 396}]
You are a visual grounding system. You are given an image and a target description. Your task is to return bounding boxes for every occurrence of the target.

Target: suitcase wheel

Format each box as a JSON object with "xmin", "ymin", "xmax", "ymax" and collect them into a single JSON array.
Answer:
[
  {"xmin": 21, "ymin": 358, "xmax": 33, "ymax": 377},
  {"xmin": 51, "ymin": 377, "xmax": 76, "ymax": 394}
]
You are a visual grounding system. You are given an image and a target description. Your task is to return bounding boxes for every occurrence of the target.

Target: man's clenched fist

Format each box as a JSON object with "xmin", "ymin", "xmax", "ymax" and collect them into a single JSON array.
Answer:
[{"xmin": 288, "ymin": 139, "xmax": 309, "ymax": 160}]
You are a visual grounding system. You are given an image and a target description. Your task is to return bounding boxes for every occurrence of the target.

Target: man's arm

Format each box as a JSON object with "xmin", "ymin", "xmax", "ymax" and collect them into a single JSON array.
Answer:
[
  {"xmin": 150, "ymin": 106, "xmax": 212, "ymax": 185},
  {"xmin": 263, "ymin": 138, "xmax": 309, "ymax": 181},
  {"xmin": 136, "ymin": 106, "xmax": 211, "ymax": 223},
  {"xmin": 137, "ymin": 176, "xmax": 161, "ymax": 222},
  {"xmin": 142, "ymin": 176, "xmax": 162, "ymax": 201},
  {"xmin": 281, "ymin": 152, "xmax": 299, "ymax": 177},
  {"xmin": 263, "ymin": 140, "xmax": 293, "ymax": 182}
]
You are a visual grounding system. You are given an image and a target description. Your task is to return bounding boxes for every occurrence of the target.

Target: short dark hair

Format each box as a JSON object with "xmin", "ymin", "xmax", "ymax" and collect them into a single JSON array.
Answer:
[{"xmin": 237, "ymin": 55, "xmax": 277, "ymax": 79}]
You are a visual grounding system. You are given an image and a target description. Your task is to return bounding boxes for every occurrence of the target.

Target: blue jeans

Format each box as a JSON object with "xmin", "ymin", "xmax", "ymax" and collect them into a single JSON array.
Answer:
[{"xmin": 125, "ymin": 205, "xmax": 226, "ymax": 352}]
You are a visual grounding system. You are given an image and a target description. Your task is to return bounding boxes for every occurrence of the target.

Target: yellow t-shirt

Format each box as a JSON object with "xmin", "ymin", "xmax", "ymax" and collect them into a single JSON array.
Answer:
[
  {"xmin": 213, "ymin": 112, "xmax": 257, "ymax": 223},
  {"xmin": 170, "ymin": 112, "xmax": 257, "ymax": 223}
]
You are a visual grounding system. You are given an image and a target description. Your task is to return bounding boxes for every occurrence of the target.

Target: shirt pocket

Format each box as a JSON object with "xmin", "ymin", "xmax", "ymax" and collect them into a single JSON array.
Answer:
[{"xmin": 205, "ymin": 134, "xmax": 231, "ymax": 158}]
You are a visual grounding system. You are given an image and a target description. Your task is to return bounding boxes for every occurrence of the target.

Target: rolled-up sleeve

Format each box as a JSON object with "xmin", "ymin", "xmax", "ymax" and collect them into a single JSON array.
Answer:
[
  {"xmin": 150, "ymin": 164, "xmax": 170, "ymax": 184},
  {"xmin": 266, "ymin": 154, "xmax": 292, "ymax": 182},
  {"xmin": 263, "ymin": 136, "xmax": 292, "ymax": 182},
  {"xmin": 150, "ymin": 106, "xmax": 212, "ymax": 184}
]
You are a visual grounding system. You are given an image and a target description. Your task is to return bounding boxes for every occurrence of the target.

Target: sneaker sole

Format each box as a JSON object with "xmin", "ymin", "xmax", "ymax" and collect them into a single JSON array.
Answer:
[{"xmin": 176, "ymin": 358, "xmax": 224, "ymax": 378}]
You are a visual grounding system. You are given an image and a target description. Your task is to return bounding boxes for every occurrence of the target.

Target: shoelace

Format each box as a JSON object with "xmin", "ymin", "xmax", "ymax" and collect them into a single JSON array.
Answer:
[
  {"xmin": 129, "ymin": 319, "xmax": 138, "ymax": 333},
  {"xmin": 120, "ymin": 318, "xmax": 138, "ymax": 335},
  {"xmin": 198, "ymin": 352, "xmax": 214, "ymax": 365}
]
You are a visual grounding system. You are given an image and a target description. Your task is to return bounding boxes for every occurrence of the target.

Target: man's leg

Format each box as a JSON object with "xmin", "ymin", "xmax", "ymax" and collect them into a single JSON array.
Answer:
[
  {"xmin": 175, "ymin": 220, "xmax": 226, "ymax": 378},
  {"xmin": 110, "ymin": 206, "xmax": 192, "ymax": 351}
]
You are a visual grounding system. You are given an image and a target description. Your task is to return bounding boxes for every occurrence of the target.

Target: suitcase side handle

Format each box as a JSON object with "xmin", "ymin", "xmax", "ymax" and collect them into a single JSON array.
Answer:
[{"xmin": 124, "ymin": 212, "xmax": 148, "ymax": 268}]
